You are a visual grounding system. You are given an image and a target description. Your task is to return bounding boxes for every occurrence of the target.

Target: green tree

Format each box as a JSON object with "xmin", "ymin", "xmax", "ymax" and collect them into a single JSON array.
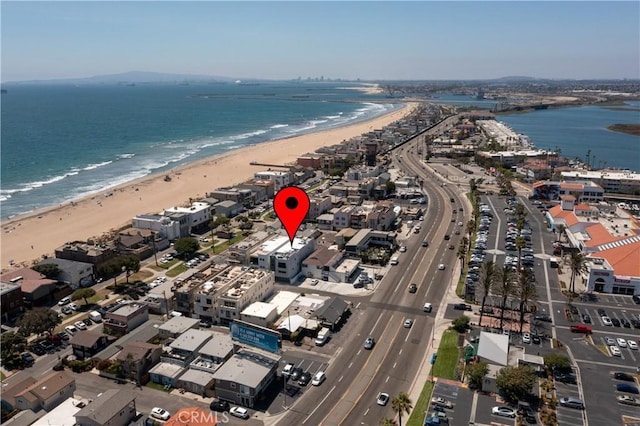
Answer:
[
  {"xmin": 478, "ymin": 260, "xmax": 496, "ymax": 329},
  {"xmin": 568, "ymin": 251, "xmax": 588, "ymax": 294},
  {"xmin": 517, "ymin": 269, "xmax": 537, "ymax": 333},
  {"xmin": 391, "ymin": 392, "xmax": 412, "ymax": 426},
  {"xmin": 452, "ymin": 315, "xmax": 471, "ymax": 333},
  {"xmin": 495, "ymin": 365, "xmax": 536, "ymax": 402},
  {"xmin": 173, "ymin": 237, "xmax": 200, "ymax": 259},
  {"xmin": 0, "ymin": 332, "xmax": 26, "ymax": 360},
  {"xmin": 466, "ymin": 361, "xmax": 488, "ymax": 390},
  {"xmin": 121, "ymin": 255, "xmax": 140, "ymax": 284},
  {"xmin": 31, "ymin": 263, "xmax": 61, "ymax": 280},
  {"xmin": 494, "ymin": 266, "xmax": 516, "ymax": 332},
  {"xmin": 239, "ymin": 221, "xmax": 254, "ymax": 231},
  {"xmin": 18, "ymin": 307, "xmax": 61, "ymax": 337},
  {"xmin": 72, "ymin": 287, "xmax": 96, "ymax": 305},
  {"xmin": 380, "ymin": 418, "xmax": 398, "ymax": 426},
  {"xmin": 212, "ymin": 216, "xmax": 230, "ymax": 229},
  {"xmin": 543, "ymin": 353, "xmax": 571, "ymax": 371},
  {"xmin": 386, "ymin": 181, "xmax": 396, "ymax": 195},
  {"xmin": 555, "ymin": 223, "xmax": 566, "ymax": 243}
]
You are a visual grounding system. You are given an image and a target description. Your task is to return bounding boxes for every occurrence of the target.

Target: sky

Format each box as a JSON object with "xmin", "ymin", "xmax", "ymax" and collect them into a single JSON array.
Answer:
[{"xmin": 1, "ymin": 1, "xmax": 639, "ymax": 82}]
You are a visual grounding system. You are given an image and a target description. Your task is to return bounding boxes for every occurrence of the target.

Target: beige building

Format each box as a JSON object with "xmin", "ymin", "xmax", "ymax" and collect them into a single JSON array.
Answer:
[{"xmin": 14, "ymin": 372, "xmax": 75, "ymax": 412}]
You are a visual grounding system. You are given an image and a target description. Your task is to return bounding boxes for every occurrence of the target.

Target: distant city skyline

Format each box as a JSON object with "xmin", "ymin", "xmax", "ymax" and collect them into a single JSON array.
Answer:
[{"xmin": 2, "ymin": 1, "xmax": 639, "ymax": 83}]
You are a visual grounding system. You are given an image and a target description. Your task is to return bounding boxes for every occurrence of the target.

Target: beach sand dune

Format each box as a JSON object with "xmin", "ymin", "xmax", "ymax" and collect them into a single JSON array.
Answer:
[{"xmin": 1, "ymin": 104, "xmax": 416, "ymax": 268}]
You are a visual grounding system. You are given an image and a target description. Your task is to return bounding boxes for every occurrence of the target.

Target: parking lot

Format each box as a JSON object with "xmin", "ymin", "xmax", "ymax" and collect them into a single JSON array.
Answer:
[
  {"xmin": 424, "ymin": 381, "xmax": 473, "ymax": 426},
  {"xmin": 554, "ymin": 369, "xmax": 584, "ymax": 426},
  {"xmin": 274, "ymin": 351, "xmax": 331, "ymax": 409}
]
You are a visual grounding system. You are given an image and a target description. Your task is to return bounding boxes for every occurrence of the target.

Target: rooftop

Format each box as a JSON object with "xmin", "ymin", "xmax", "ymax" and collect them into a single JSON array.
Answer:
[
  {"xmin": 149, "ymin": 362, "xmax": 184, "ymax": 379},
  {"xmin": 169, "ymin": 329, "xmax": 212, "ymax": 352},
  {"xmin": 108, "ymin": 303, "xmax": 148, "ymax": 317},
  {"xmin": 74, "ymin": 389, "xmax": 135, "ymax": 425},
  {"xmin": 211, "ymin": 349, "xmax": 280, "ymax": 388},
  {"xmin": 158, "ymin": 317, "xmax": 200, "ymax": 335},
  {"xmin": 241, "ymin": 301, "xmax": 277, "ymax": 318},
  {"xmin": 196, "ymin": 332, "xmax": 234, "ymax": 359},
  {"xmin": 177, "ymin": 368, "xmax": 216, "ymax": 387}
]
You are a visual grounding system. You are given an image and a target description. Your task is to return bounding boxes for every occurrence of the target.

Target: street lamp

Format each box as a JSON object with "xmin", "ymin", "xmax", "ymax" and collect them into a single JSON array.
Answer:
[{"xmin": 282, "ymin": 360, "xmax": 288, "ymax": 409}]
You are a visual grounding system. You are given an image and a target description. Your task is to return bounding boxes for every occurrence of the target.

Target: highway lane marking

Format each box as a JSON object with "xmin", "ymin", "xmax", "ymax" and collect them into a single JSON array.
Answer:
[
  {"xmin": 385, "ymin": 376, "xmax": 390, "ymax": 383},
  {"xmin": 338, "ymin": 375, "xmax": 343, "ymax": 382},
  {"xmin": 393, "ymin": 361, "xmax": 397, "ymax": 369},
  {"xmin": 356, "ymin": 302, "xmax": 361, "ymax": 309},
  {"xmin": 370, "ymin": 310, "xmax": 385, "ymax": 335},
  {"xmin": 302, "ymin": 384, "xmax": 336, "ymax": 425},
  {"xmin": 399, "ymin": 349, "xmax": 403, "ymax": 355},
  {"xmin": 363, "ymin": 408, "xmax": 370, "ymax": 417},
  {"xmin": 357, "ymin": 349, "xmax": 361, "ymax": 356},
  {"xmin": 348, "ymin": 362, "xmax": 353, "ymax": 369}
]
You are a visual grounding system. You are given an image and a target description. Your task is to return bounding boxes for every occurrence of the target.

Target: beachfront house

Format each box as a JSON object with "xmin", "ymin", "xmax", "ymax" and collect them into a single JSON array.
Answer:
[
  {"xmin": 163, "ymin": 202, "xmax": 212, "ymax": 234},
  {"xmin": 35, "ymin": 258, "xmax": 95, "ymax": 290},
  {"xmin": 0, "ymin": 268, "xmax": 59, "ymax": 307},
  {"xmin": 213, "ymin": 200, "xmax": 242, "ymax": 218},
  {"xmin": 254, "ymin": 170, "xmax": 293, "ymax": 191},
  {"xmin": 132, "ymin": 214, "xmax": 183, "ymax": 240},
  {"xmin": 249, "ymin": 235, "xmax": 316, "ymax": 283}
]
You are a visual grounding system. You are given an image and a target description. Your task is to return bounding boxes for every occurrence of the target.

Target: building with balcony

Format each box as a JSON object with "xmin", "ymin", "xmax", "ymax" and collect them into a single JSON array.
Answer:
[
  {"xmin": 561, "ymin": 169, "xmax": 640, "ymax": 195},
  {"xmin": 211, "ymin": 349, "xmax": 280, "ymax": 408},
  {"xmin": 35, "ymin": 258, "xmax": 95, "ymax": 290},
  {"xmin": 104, "ymin": 303, "xmax": 149, "ymax": 336},
  {"xmin": 249, "ymin": 235, "xmax": 315, "ymax": 283},
  {"xmin": 217, "ymin": 268, "xmax": 275, "ymax": 326},
  {"xmin": 131, "ymin": 214, "xmax": 183, "ymax": 240},
  {"xmin": 164, "ymin": 202, "xmax": 212, "ymax": 234},
  {"xmin": 161, "ymin": 329, "xmax": 212, "ymax": 367},
  {"xmin": 254, "ymin": 171, "xmax": 292, "ymax": 191},
  {"xmin": 1, "ymin": 281, "xmax": 23, "ymax": 323},
  {"xmin": 54, "ymin": 241, "xmax": 118, "ymax": 268},
  {"xmin": 69, "ymin": 330, "xmax": 113, "ymax": 360},
  {"xmin": 115, "ymin": 341, "xmax": 161, "ymax": 384}
]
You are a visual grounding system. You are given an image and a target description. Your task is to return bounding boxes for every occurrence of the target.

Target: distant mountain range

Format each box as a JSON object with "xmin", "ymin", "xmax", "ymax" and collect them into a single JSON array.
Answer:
[{"xmin": 4, "ymin": 71, "xmax": 239, "ymax": 85}]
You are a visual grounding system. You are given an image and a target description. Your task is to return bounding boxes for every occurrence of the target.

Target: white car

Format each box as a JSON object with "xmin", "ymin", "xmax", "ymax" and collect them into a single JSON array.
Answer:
[
  {"xmin": 399, "ymin": 246, "xmax": 407, "ymax": 253},
  {"xmin": 64, "ymin": 325, "xmax": 78, "ymax": 335},
  {"xmin": 151, "ymin": 407, "xmax": 170, "ymax": 421},
  {"xmin": 522, "ymin": 333, "xmax": 531, "ymax": 344},
  {"xmin": 229, "ymin": 406, "xmax": 249, "ymax": 419},
  {"xmin": 602, "ymin": 316, "xmax": 613, "ymax": 326},
  {"xmin": 74, "ymin": 321, "xmax": 87, "ymax": 330},
  {"xmin": 377, "ymin": 392, "xmax": 390, "ymax": 406},
  {"xmin": 404, "ymin": 318, "xmax": 414, "ymax": 328},
  {"xmin": 58, "ymin": 297, "xmax": 71, "ymax": 306},
  {"xmin": 431, "ymin": 397, "xmax": 453, "ymax": 408},
  {"xmin": 282, "ymin": 363, "xmax": 294, "ymax": 377},
  {"xmin": 610, "ymin": 346, "xmax": 622, "ymax": 357},
  {"xmin": 628, "ymin": 340, "xmax": 638, "ymax": 350},
  {"xmin": 311, "ymin": 371, "xmax": 326, "ymax": 386},
  {"xmin": 492, "ymin": 406, "xmax": 517, "ymax": 418},
  {"xmin": 617, "ymin": 338, "xmax": 628, "ymax": 348},
  {"xmin": 69, "ymin": 303, "xmax": 80, "ymax": 311},
  {"xmin": 438, "ymin": 264, "xmax": 446, "ymax": 270}
]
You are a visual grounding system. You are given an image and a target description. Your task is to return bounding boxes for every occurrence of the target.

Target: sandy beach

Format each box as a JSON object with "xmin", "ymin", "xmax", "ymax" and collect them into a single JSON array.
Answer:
[{"xmin": 1, "ymin": 103, "xmax": 416, "ymax": 268}]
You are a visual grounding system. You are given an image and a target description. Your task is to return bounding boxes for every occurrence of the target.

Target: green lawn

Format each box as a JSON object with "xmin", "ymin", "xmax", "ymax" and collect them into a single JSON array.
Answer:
[
  {"xmin": 1, "ymin": 371, "xmax": 6, "ymax": 380},
  {"xmin": 145, "ymin": 381, "xmax": 169, "ymax": 392},
  {"xmin": 87, "ymin": 288, "xmax": 110, "ymax": 304},
  {"xmin": 406, "ymin": 378, "xmax": 434, "ymax": 426},
  {"xmin": 432, "ymin": 330, "xmax": 460, "ymax": 380},
  {"xmin": 166, "ymin": 263, "xmax": 188, "ymax": 278}
]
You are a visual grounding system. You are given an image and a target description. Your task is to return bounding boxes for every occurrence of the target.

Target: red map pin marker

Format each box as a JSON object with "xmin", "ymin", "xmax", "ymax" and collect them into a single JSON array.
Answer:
[{"xmin": 273, "ymin": 186, "xmax": 310, "ymax": 245}]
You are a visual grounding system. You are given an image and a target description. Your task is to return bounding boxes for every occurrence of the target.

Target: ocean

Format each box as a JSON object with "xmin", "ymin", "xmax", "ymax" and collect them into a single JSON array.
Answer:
[
  {"xmin": 433, "ymin": 95, "xmax": 640, "ymax": 171},
  {"xmin": 0, "ymin": 82, "xmax": 401, "ymax": 219}
]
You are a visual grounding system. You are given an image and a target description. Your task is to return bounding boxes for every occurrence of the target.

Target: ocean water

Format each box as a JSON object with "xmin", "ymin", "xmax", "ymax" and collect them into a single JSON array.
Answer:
[
  {"xmin": 434, "ymin": 95, "xmax": 640, "ymax": 171},
  {"xmin": 0, "ymin": 82, "xmax": 401, "ymax": 219}
]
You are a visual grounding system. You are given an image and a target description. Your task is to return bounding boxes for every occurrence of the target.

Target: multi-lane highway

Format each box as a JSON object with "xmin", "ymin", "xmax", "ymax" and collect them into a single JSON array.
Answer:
[{"xmin": 279, "ymin": 116, "xmax": 469, "ymax": 425}]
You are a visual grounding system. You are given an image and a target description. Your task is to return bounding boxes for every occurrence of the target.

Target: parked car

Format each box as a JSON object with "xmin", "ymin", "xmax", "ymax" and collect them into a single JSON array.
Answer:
[
  {"xmin": 629, "ymin": 340, "xmax": 638, "ymax": 350},
  {"xmin": 492, "ymin": 406, "xmax": 517, "ymax": 418},
  {"xmin": 210, "ymin": 400, "xmax": 230, "ymax": 412},
  {"xmin": 58, "ymin": 297, "xmax": 71, "ymax": 306},
  {"xmin": 602, "ymin": 316, "xmax": 613, "ymax": 326},
  {"xmin": 30, "ymin": 344, "xmax": 46, "ymax": 356},
  {"xmin": 454, "ymin": 303, "xmax": 472, "ymax": 311},
  {"xmin": 617, "ymin": 395, "xmax": 640, "ymax": 406},
  {"xmin": 614, "ymin": 372, "xmax": 635, "ymax": 382},
  {"xmin": 616, "ymin": 383, "xmax": 640, "ymax": 394},
  {"xmin": 559, "ymin": 397, "xmax": 584, "ymax": 409},
  {"xmin": 74, "ymin": 321, "xmax": 87, "ymax": 331},
  {"xmin": 290, "ymin": 367, "xmax": 303, "ymax": 381},
  {"xmin": 377, "ymin": 392, "xmax": 390, "ymax": 406},
  {"xmin": 298, "ymin": 371, "xmax": 312, "ymax": 386},
  {"xmin": 610, "ymin": 346, "xmax": 622, "ymax": 357},
  {"xmin": 431, "ymin": 397, "xmax": 453, "ymax": 409},
  {"xmin": 69, "ymin": 303, "xmax": 79, "ymax": 311},
  {"xmin": 21, "ymin": 352, "xmax": 35, "ymax": 366},
  {"xmin": 617, "ymin": 338, "xmax": 627, "ymax": 347},
  {"xmin": 612, "ymin": 318, "xmax": 621, "ymax": 327},
  {"xmin": 64, "ymin": 325, "xmax": 78, "ymax": 335},
  {"xmin": 57, "ymin": 332, "xmax": 70, "ymax": 341},
  {"xmin": 229, "ymin": 406, "xmax": 250, "ymax": 419},
  {"xmin": 522, "ymin": 333, "xmax": 531, "ymax": 344},
  {"xmin": 532, "ymin": 335, "xmax": 542, "ymax": 345},
  {"xmin": 150, "ymin": 407, "xmax": 170, "ymax": 421}
]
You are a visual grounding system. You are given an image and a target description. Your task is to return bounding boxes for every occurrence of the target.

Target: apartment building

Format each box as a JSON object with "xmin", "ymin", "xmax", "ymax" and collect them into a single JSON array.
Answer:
[
  {"xmin": 217, "ymin": 268, "xmax": 275, "ymax": 326},
  {"xmin": 254, "ymin": 170, "xmax": 293, "ymax": 191},
  {"xmin": 164, "ymin": 202, "xmax": 212, "ymax": 233},
  {"xmin": 249, "ymin": 235, "xmax": 316, "ymax": 283}
]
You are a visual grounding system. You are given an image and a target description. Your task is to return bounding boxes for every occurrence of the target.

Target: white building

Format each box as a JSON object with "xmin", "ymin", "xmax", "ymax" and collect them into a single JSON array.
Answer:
[
  {"xmin": 333, "ymin": 205, "xmax": 355, "ymax": 230},
  {"xmin": 254, "ymin": 171, "xmax": 293, "ymax": 191},
  {"xmin": 216, "ymin": 268, "xmax": 275, "ymax": 326},
  {"xmin": 132, "ymin": 214, "xmax": 182, "ymax": 240},
  {"xmin": 249, "ymin": 235, "xmax": 316, "ymax": 283},
  {"xmin": 561, "ymin": 170, "xmax": 640, "ymax": 195},
  {"xmin": 164, "ymin": 202, "xmax": 212, "ymax": 233},
  {"xmin": 240, "ymin": 302, "xmax": 278, "ymax": 328}
]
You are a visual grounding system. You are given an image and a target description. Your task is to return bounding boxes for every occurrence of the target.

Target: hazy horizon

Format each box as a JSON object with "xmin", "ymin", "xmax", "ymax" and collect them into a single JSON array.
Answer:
[{"xmin": 2, "ymin": 1, "xmax": 639, "ymax": 83}]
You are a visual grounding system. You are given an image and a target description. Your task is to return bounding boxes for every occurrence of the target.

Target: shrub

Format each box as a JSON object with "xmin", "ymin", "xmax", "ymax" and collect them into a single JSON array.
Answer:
[{"xmin": 451, "ymin": 316, "xmax": 471, "ymax": 333}]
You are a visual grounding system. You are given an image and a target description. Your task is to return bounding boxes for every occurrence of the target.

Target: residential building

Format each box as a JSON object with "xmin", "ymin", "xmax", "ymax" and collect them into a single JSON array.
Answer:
[
  {"xmin": 301, "ymin": 246, "xmax": 359, "ymax": 283},
  {"xmin": 0, "ymin": 268, "xmax": 58, "ymax": 306},
  {"xmin": 191, "ymin": 331, "xmax": 234, "ymax": 366},
  {"xmin": 1, "ymin": 376, "xmax": 37, "ymax": 412},
  {"xmin": 316, "ymin": 213, "xmax": 334, "ymax": 230},
  {"xmin": 217, "ymin": 268, "xmax": 275, "ymax": 325},
  {"xmin": 164, "ymin": 202, "xmax": 212, "ymax": 233},
  {"xmin": 297, "ymin": 154, "xmax": 323, "ymax": 169},
  {"xmin": 115, "ymin": 341, "xmax": 161, "ymax": 384},
  {"xmin": 332, "ymin": 205, "xmax": 355, "ymax": 230},
  {"xmin": 161, "ymin": 329, "xmax": 212, "ymax": 367},
  {"xmin": 32, "ymin": 397, "xmax": 87, "ymax": 426},
  {"xmin": 254, "ymin": 170, "xmax": 292, "ymax": 191},
  {"xmin": 308, "ymin": 196, "xmax": 332, "ymax": 220},
  {"xmin": 148, "ymin": 362, "xmax": 184, "ymax": 387},
  {"xmin": 35, "ymin": 258, "xmax": 95, "ymax": 289},
  {"xmin": 74, "ymin": 389, "xmax": 136, "ymax": 426},
  {"xmin": 1, "ymin": 281, "xmax": 23, "ymax": 323},
  {"xmin": 131, "ymin": 214, "xmax": 182, "ymax": 240},
  {"xmin": 14, "ymin": 372, "xmax": 75, "ymax": 412},
  {"xmin": 69, "ymin": 330, "xmax": 112, "ymax": 360},
  {"xmin": 54, "ymin": 241, "xmax": 118, "ymax": 267},
  {"xmin": 211, "ymin": 349, "xmax": 280, "ymax": 408},
  {"xmin": 104, "ymin": 303, "xmax": 149, "ymax": 335},
  {"xmin": 314, "ymin": 296, "xmax": 350, "ymax": 330},
  {"xmin": 208, "ymin": 188, "xmax": 255, "ymax": 207},
  {"xmin": 561, "ymin": 169, "xmax": 640, "ymax": 195},
  {"xmin": 249, "ymin": 235, "xmax": 315, "ymax": 283},
  {"xmin": 227, "ymin": 231, "xmax": 271, "ymax": 265},
  {"xmin": 158, "ymin": 316, "xmax": 200, "ymax": 339},
  {"xmin": 240, "ymin": 302, "xmax": 278, "ymax": 328},
  {"xmin": 193, "ymin": 266, "xmax": 246, "ymax": 323},
  {"xmin": 174, "ymin": 264, "xmax": 233, "ymax": 316},
  {"xmin": 238, "ymin": 179, "xmax": 275, "ymax": 201},
  {"xmin": 176, "ymin": 368, "xmax": 216, "ymax": 397},
  {"xmin": 213, "ymin": 200, "xmax": 242, "ymax": 218}
]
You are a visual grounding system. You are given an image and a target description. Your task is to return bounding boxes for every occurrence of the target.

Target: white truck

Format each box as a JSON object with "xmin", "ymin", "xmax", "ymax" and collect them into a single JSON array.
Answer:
[
  {"xmin": 315, "ymin": 327, "xmax": 331, "ymax": 346},
  {"xmin": 88, "ymin": 311, "xmax": 102, "ymax": 323}
]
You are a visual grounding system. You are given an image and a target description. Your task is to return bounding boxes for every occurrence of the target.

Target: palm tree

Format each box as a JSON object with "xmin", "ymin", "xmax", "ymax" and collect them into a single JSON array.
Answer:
[
  {"xmin": 555, "ymin": 223, "xmax": 566, "ymax": 243},
  {"xmin": 478, "ymin": 260, "xmax": 496, "ymax": 329},
  {"xmin": 380, "ymin": 418, "xmax": 398, "ymax": 426},
  {"xmin": 568, "ymin": 252, "xmax": 588, "ymax": 294},
  {"xmin": 515, "ymin": 236, "xmax": 526, "ymax": 270},
  {"xmin": 517, "ymin": 269, "xmax": 537, "ymax": 333},
  {"xmin": 494, "ymin": 266, "xmax": 516, "ymax": 332},
  {"xmin": 391, "ymin": 392, "xmax": 413, "ymax": 426}
]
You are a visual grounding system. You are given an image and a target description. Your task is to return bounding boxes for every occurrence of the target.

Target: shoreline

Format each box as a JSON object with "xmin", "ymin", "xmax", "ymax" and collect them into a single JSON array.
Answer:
[{"xmin": 1, "ymin": 103, "xmax": 417, "ymax": 268}]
